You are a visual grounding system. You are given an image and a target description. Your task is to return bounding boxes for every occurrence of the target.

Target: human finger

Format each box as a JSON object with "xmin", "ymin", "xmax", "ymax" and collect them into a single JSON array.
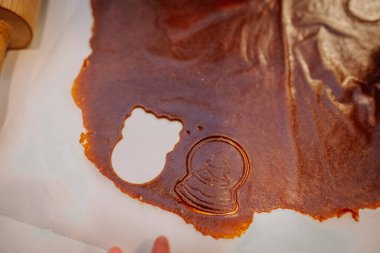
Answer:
[
  {"xmin": 151, "ymin": 236, "xmax": 170, "ymax": 253},
  {"xmin": 108, "ymin": 246, "xmax": 123, "ymax": 253}
]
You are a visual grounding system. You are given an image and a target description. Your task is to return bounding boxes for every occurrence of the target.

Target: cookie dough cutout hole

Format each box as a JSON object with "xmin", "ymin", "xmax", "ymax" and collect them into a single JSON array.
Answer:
[{"xmin": 112, "ymin": 108, "xmax": 183, "ymax": 184}]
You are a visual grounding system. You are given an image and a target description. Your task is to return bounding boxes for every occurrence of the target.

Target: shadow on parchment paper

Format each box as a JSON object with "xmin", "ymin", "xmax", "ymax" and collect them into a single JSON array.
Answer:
[
  {"xmin": 0, "ymin": 52, "xmax": 19, "ymax": 129},
  {"xmin": 29, "ymin": 0, "xmax": 49, "ymax": 50},
  {"xmin": 136, "ymin": 239, "xmax": 154, "ymax": 253},
  {"xmin": 235, "ymin": 211, "xmax": 347, "ymax": 253}
]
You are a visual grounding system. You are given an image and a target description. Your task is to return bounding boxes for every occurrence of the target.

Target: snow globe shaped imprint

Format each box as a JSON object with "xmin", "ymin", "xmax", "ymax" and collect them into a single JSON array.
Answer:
[{"xmin": 175, "ymin": 136, "xmax": 250, "ymax": 215}]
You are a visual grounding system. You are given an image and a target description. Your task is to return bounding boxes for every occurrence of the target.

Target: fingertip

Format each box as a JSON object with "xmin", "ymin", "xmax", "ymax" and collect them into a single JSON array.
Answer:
[
  {"xmin": 108, "ymin": 246, "xmax": 123, "ymax": 253},
  {"xmin": 156, "ymin": 236, "xmax": 168, "ymax": 244},
  {"xmin": 152, "ymin": 236, "xmax": 169, "ymax": 253}
]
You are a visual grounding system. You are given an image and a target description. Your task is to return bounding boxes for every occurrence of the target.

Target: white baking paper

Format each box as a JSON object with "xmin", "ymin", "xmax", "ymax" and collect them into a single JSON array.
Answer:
[{"xmin": 0, "ymin": 0, "xmax": 379, "ymax": 252}]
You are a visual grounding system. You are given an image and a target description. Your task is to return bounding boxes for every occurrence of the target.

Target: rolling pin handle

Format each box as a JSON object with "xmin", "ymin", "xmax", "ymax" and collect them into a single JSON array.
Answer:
[{"xmin": 0, "ymin": 20, "xmax": 11, "ymax": 70}]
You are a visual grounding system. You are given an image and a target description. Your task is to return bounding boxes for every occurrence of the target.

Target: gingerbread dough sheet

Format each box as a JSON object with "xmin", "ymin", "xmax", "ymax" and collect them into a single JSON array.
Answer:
[{"xmin": 74, "ymin": 0, "xmax": 380, "ymax": 238}]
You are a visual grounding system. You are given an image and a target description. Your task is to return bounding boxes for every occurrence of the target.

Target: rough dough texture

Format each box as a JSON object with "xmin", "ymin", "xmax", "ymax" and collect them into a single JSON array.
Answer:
[{"xmin": 72, "ymin": 0, "xmax": 380, "ymax": 238}]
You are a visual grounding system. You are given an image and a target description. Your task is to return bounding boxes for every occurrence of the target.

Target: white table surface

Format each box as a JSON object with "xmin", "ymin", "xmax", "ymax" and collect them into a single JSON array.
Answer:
[{"xmin": 0, "ymin": 0, "xmax": 379, "ymax": 252}]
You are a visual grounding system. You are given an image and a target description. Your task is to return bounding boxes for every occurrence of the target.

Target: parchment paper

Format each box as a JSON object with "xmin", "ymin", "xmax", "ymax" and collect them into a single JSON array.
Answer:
[{"xmin": 0, "ymin": 0, "xmax": 379, "ymax": 252}]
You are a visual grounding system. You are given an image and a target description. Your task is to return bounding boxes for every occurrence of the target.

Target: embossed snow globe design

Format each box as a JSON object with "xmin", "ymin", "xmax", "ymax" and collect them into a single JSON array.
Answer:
[{"xmin": 175, "ymin": 136, "xmax": 250, "ymax": 215}]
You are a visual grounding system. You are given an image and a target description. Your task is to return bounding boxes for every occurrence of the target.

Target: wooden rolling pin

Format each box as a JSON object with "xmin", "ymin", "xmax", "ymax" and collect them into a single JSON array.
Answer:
[{"xmin": 0, "ymin": 0, "xmax": 42, "ymax": 69}]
